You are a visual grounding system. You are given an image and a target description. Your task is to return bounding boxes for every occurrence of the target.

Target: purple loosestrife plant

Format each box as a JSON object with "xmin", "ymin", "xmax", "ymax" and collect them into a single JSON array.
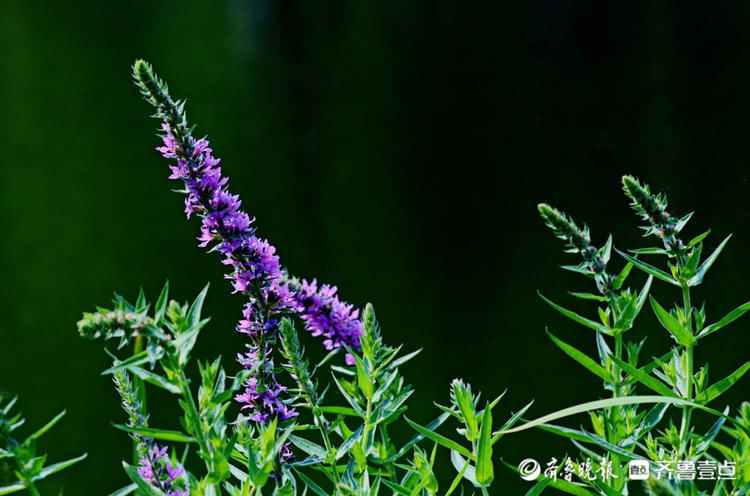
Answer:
[
  {"xmin": 66, "ymin": 62, "xmax": 750, "ymax": 496},
  {"xmin": 132, "ymin": 60, "xmax": 362, "ymax": 425}
]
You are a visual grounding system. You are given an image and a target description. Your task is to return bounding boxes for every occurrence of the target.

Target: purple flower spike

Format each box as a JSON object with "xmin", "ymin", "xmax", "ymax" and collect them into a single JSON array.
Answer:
[{"xmin": 133, "ymin": 60, "xmax": 362, "ymax": 440}]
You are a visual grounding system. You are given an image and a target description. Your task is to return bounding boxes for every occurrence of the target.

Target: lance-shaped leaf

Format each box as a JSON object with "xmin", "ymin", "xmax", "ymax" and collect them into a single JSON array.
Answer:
[
  {"xmin": 153, "ymin": 281, "xmax": 169, "ymax": 326},
  {"xmin": 610, "ymin": 355, "xmax": 678, "ymax": 398},
  {"xmin": 492, "ymin": 400, "xmax": 534, "ymax": 444},
  {"xmin": 34, "ymin": 454, "xmax": 88, "ymax": 481},
  {"xmin": 546, "ymin": 330, "xmax": 610, "ymax": 382},
  {"xmin": 612, "ymin": 260, "xmax": 634, "ymax": 290},
  {"xmin": 695, "ymin": 362, "xmax": 750, "ymax": 404},
  {"xmin": 336, "ymin": 425, "xmax": 363, "ymax": 460},
  {"xmin": 697, "ymin": 300, "xmax": 750, "ymax": 339},
  {"xmin": 29, "ymin": 410, "xmax": 66, "ymax": 440},
  {"xmin": 688, "ymin": 229, "xmax": 711, "ymax": 248},
  {"xmin": 0, "ymin": 482, "xmax": 25, "ymax": 495},
  {"xmin": 288, "ymin": 435, "xmax": 327, "ymax": 459},
  {"xmin": 538, "ymin": 292, "xmax": 612, "ymax": 335},
  {"xmin": 499, "ymin": 396, "xmax": 744, "ymax": 436},
  {"xmin": 687, "ymin": 234, "xmax": 732, "ymax": 286},
  {"xmin": 649, "ymin": 297, "xmax": 696, "ymax": 347},
  {"xmin": 615, "ymin": 249, "xmax": 680, "ymax": 286},
  {"xmin": 387, "ymin": 412, "xmax": 450, "ymax": 463},
  {"xmin": 475, "ymin": 402, "xmax": 494, "ymax": 485},
  {"xmin": 405, "ymin": 418, "xmax": 471, "ymax": 458},
  {"xmin": 113, "ymin": 424, "xmax": 196, "ymax": 443}
]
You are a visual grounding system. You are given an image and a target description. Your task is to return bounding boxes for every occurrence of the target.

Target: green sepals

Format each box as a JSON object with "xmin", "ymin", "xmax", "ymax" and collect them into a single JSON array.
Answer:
[{"xmin": 450, "ymin": 379, "xmax": 479, "ymax": 442}]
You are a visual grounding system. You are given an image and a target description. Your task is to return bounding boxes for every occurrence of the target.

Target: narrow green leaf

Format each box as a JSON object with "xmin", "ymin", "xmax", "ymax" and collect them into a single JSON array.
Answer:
[
  {"xmin": 29, "ymin": 410, "xmax": 66, "ymax": 440},
  {"xmin": 610, "ymin": 356, "xmax": 677, "ymax": 398},
  {"xmin": 688, "ymin": 234, "xmax": 732, "ymax": 286},
  {"xmin": 288, "ymin": 435, "xmax": 327, "ymax": 459},
  {"xmin": 405, "ymin": 418, "xmax": 471, "ymax": 458},
  {"xmin": 538, "ymin": 292, "xmax": 612, "ymax": 335},
  {"xmin": 387, "ymin": 412, "xmax": 450, "ymax": 463},
  {"xmin": 568, "ymin": 292, "xmax": 606, "ymax": 302},
  {"xmin": 612, "ymin": 261, "xmax": 633, "ymax": 290},
  {"xmin": 154, "ymin": 281, "xmax": 169, "ymax": 325},
  {"xmin": 336, "ymin": 425, "xmax": 363, "ymax": 460},
  {"xmin": 0, "ymin": 482, "xmax": 25, "ymax": 495},
  {"xmin": 475, "ymin": 402, "xmax": 494, "ymax": 485},
  {"xmin": 525, "ymin": 479, "xmax": 551, "ymax": 496},
  {"xmin": 34, "ymin": 453, "xmax": 88, "ymax": 481},
  {"xmin": 293, "ymin": 468, "xmax": 328, "ymax": 496},
  {"xmin": 697, "ymin": 300, "xmax": 750, "ymax": 339},
  {"xmin": 113, "ymin": 424, "xmax": 196, "ymax": 443},
  {"xmin": 128, "ymin": 366, "xmax": 181, "ymax": 394},
  {"xmin": 499, "ymin": 396, "xmax": 741, "ymax": 435},
  {"xmin": 649, "ymin": 296, "xmax": 696, "ymax": 347},
  {"xmin": 615, "ymin": 249, "xmax": 680, "ymax": 286},
  {"xmin": 695, "ymin": 362, "xmax": 750, "ymax": 404},
  {"xmin": 187, "ymin": 283, "xmax": 209, "ymax": 328},
  {"xmin": 317, "ymin": 406, "xmax": 361, "ymax": 417},
  {"xmin": 546, "ymin": 330, "xmax": 610, "ymax": 382},
  {"xmin": 101, "ymin": 349, "xmax": 159, "ymax": 375},
  {"xmin": 688, "ymin": 230, "xmax": 711, "ymax": 248}
]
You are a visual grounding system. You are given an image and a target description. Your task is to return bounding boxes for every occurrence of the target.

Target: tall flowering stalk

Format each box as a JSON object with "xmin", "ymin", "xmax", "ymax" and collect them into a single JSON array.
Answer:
[{"xmin": 131, "ymin": 60, "xmax": 361, "ymax": 428}]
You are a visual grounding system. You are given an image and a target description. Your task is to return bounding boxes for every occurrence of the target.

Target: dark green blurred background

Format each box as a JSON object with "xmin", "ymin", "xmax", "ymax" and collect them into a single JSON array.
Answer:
[{"xmin": 1, "ymin": 1, "xmax": 749, "ymax": 493}]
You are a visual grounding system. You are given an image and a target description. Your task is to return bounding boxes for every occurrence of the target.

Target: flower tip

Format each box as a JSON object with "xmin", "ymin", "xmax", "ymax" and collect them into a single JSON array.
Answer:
[
  {"xmin": 537, "ymin": 203, "xmax": 554, "ymax": 218},
  {"xmin": 132, "ymin": 59, "xmax": 151, "ymax": 78},
  {"xmin": 621, "ymin": 175, "xmax": 642, "ymax": 192}
]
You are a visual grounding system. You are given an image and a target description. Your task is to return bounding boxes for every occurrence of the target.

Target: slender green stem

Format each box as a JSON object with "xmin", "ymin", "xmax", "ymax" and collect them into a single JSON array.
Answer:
[
  {"xmin": 26, "ymin": 482, "xmax": 41, "ymax": 496},
  {"xmin": 178, "ymin": 370, "xmax": 221, "ymax": 496},
  {"xmin": 133, "ymin": 334, "xmax": 146, "ymax": 465},
  {"xmin": 679, "ymin": 285, "xmax": 694, "ymax": 458}
]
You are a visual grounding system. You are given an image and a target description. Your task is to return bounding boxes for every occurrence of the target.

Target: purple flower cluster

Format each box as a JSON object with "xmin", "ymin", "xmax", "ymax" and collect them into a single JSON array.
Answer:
[
  {"xmin": 235, "ymin": 345, "xmax": 297, "ymax": 424},
  {"xmin": 138, "ymin": 444, "xmax": 188, "ymax": 496},
  {"xmin": 157, "ymin": 124, "xmax": 299, "ymax": 424},
  {"xmin": 138, "ymin": 59, "xmax": 363, "ymax": 435},
  {"xmin": 294, "ymin": 279, "xmax": 362, "ymax": 365}
]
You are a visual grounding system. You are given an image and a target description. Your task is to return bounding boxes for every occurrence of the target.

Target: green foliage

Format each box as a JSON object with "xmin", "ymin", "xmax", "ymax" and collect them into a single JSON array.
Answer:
[
  {"xmin": 528, "ymin": 175, "xmax": 750, "ymax": 496},
  {"xmin": 0, "ymin": 393, "xmax": 86, "ymax": 495}
]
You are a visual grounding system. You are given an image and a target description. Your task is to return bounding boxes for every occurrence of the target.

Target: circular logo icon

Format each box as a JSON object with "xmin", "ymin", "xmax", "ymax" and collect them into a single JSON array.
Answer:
[{"xmin": 519, "ymin": 458, "xmax": 541, "ymax": 481}]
